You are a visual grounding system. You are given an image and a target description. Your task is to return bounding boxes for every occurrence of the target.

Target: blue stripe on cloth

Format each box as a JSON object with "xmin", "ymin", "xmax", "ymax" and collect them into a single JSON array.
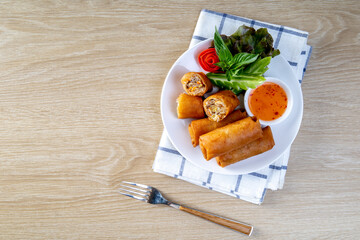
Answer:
[
  {"xmin": 301, "ymin": 50, "xmax": 306, "ymax": 55},
  {"xmin": 283, "ymin": 28, "xmax": 308, "ymax": 38},
  {"xmin": 305, "ymin": 46, "xmax": 313, "ymax": 67},
  {"xmin": 218, "ymin": 13, "xmax": 227, "ymax": 33},
  {"xmin": 250, "ymin": 19, "xmax": 256, "ymax": 27},
  {"xmin": 274, "ymin": 26, "xmax": 284, "ymax": 49},
  {"xmin": 207, "ymin": 172, "xmax": 213, "ymax": 184},
  {"xmin": 192, "ymin": 35, "xmax": 208, "ymax": 41},
  {"xmin": 179, "ymin": 157, "xmax": 186, "ymax": 176},
  {"xmin": 288, "ymin": 61, "xmax": 298, "ymax": 66},
  {"xmin": 225, "ymin": 14, "xmax": 253, "ymax": 24},
  {"xmin": 260, "ymin": 188, "xmax": 267, "ymax": 203},
  {"xmin": 253, "ymin": 21, "xmax": 280, "ymax": 31},
  {"xmin": 269, "ymin": 165, "xmax": 288, "ymax": 170},
  {"xmin": 202, "ymin": 9, "xmax": 224, "ymax": 17},
  {"xmin": 158, "ymin": 146, "xmax": 181, "ymax": 156},
  {"xmin": 302, "ymin": 46, "xmax": 313, "ymax": 79},
  {"xmin": 203, "ymin": 9, "xmax": 252, "ymax": 24},
  {"xmin": 249, "ymin": 172, "xmax": 267, "ymax": 179},
  {"xmin": 302, "ymin": 68, "xmax": 307, "ymax": 80},
  {"xmin": 231, "ymin": 190, "xmax": 241, "ymax": 199},
  {"xmin": 235, "ymin": 175, "xmax": 242, "ymax": 192}
]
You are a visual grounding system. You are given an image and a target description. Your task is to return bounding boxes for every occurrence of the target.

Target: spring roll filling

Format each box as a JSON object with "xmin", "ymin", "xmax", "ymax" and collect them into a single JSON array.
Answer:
[
  {"xmin": 185, "ymin": 74, "xmax": 205, "ymax": 95},
  {"xmin": 205, "ymin": 98, "xmax": 227, "ymax": 121}
]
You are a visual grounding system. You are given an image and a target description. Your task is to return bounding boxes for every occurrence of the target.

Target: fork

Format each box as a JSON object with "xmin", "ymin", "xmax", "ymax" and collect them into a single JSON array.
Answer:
[{"xmin": 119, "ymin": 181, "xmax": 253, "ymax": 236}]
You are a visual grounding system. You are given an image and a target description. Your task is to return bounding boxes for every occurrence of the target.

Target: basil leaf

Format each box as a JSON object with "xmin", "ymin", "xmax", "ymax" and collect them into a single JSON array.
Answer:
[
  {"xmin": 229, "ymin": 53, "xmax": 259, "ymax": 70},
  {"xmin": 243, "ymin": 57, "xmax": 271, "ymax": 75},
  {"xmin": 214, "ymin": 27, "xmax": 233, "ymax": 65},
  {"xmin": 214, "ymin": 61, "xmax": 228, "ymax": 69},
  {"xmin": 233, "ymin": 67, "xmax": 244, "ymax": 75}
]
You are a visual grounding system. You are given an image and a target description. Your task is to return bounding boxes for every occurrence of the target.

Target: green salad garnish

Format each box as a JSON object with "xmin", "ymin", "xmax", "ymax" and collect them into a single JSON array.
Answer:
[{"xmin": 206, "ymin": 26, "xmax": 280, "ymax": 94}]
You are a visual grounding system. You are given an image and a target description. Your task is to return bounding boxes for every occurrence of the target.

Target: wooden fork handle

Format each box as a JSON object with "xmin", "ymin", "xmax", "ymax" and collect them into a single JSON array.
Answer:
[{"xmin": 178, "ymin": 205, "xmax": 253, "ymax": 236}]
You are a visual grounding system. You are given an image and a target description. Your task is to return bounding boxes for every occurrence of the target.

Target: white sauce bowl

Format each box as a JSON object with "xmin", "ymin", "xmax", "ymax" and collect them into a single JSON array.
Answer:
[{"xmin": 244, "ymin": 77, "xmax": 293, "ymax": 126}]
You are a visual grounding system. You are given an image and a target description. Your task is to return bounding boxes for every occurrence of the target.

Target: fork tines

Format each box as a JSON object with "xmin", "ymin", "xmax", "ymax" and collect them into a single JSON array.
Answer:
[{"xmin": 118, "ymin": 181, "xmax": 152, "ymax": 202}]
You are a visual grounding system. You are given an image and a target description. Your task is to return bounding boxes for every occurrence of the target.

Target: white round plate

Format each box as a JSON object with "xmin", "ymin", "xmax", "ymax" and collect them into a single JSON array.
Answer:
[{"xmin": 160, "ymin": 39, "xmax": 303, "ymax": 175}]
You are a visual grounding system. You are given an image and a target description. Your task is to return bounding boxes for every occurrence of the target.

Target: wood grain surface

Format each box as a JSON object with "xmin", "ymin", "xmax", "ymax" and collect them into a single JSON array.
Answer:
[{"xmin": 0, "ymin": 1, "xmax": 359, "ymax": 239}]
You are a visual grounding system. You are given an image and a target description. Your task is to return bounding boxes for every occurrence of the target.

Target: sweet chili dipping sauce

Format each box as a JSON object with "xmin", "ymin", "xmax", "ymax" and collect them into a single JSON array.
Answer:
[{"xmin": 249, "ymin": 82, "xmax": 288, "ymax": 121}]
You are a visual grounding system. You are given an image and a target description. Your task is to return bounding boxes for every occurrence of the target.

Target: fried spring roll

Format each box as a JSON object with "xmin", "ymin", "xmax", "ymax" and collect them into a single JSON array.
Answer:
[
  {"xmin": 203, "ymin": 90, "xmax": 240, "ymax": 122},
  {"xmin": 199, "ymin": 117, "xmax": 262, "ymax": 160},
  {"xmin": 216, "ymin": 126, "xmax": 275, "ymax": 168},
  {"xmin": 188, "ymin": 110, "xmax": 247, "ymax": 147},
  {"xmin": 181, "ymin": 72, "xmax": 212, "ymax": 96},
  {"xmin": 176, "ymin": 93, "xmax": 205, "ymax": 119}
]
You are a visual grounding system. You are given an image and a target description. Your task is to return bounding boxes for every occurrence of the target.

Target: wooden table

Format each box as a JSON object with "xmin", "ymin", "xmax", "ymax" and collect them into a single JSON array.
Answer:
[{"xmin": 1, "ymin": 1, "xmax": 359, "ymax": 239}]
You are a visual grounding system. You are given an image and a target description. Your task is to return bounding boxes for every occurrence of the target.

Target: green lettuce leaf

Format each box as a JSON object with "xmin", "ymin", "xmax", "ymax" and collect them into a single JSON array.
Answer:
[
  {"xmin": 206, "ymin": 72, "xmax": 266, "ymax": 93},
  {"xmin": 207, "ymin": 73, "xmax": 233, "ymax": 89},
  {"xmin": 231, "ymin": 25, "xmax": 256, "ymax": 40},
  {"xmin": 212, "ymin": 25, "xmax": 281, "ymax": 59},
  {"xmin": 230, "ymin": 74, "xmax": 266, "ymax": 90}
]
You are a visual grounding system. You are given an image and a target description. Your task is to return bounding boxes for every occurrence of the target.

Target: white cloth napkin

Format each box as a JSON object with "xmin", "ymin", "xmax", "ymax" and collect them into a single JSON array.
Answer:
[{"xmin": 153, "ymin": 9, "xmax": 312, "ymax": 204}]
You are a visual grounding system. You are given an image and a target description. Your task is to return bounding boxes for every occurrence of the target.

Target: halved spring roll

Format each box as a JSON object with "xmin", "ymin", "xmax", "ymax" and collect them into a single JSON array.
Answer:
[
  {"xmin": 188, "ymin": 110, "xmax": 247, "ymax": 147},
  {"xmin": 181, "ymin": 72, "xmax": 212, "ymax": 97},
  {"xmin": 203, "ymin": 90, "xmax": 240, "ymax": 122},
  {"xmin": 216, "ymin": 126, "xmax": 275, "ymax": 168},
  {"xmin": 199, "ymin": 117, "xmax": 262, "ymax": 160},
  {"xmin": 176, "ymin": 93, "xmax": 205, "ymax": 119}
]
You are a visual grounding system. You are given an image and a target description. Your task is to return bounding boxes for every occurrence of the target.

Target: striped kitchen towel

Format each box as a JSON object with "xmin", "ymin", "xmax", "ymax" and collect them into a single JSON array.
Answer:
[{"xmin": 153, "ymin": 9, "xmax": 312, "ymax": 204}]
